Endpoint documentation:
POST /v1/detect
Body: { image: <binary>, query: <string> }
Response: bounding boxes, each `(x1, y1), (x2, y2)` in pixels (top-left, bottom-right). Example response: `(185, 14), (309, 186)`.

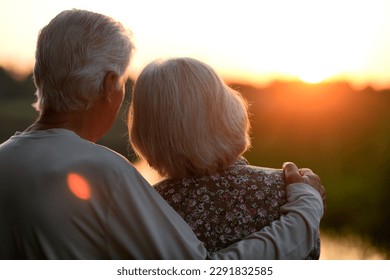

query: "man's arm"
(208, 162), (325, 259)
(208, 183), (323, 259)
(107, 161), (324, 259)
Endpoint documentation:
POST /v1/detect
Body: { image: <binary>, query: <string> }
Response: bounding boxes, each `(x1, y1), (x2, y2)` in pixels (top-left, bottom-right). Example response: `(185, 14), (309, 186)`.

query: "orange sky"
(1, 0), (390, 89)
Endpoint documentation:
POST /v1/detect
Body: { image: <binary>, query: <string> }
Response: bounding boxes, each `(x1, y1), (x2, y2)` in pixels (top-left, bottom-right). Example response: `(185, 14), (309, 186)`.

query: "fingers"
(301, 170), (322, 189)
(283, 162), (327, 212)
(283, 162), (304, 185)
(299, 168), (313, 176)
(299, 168), (322, 187)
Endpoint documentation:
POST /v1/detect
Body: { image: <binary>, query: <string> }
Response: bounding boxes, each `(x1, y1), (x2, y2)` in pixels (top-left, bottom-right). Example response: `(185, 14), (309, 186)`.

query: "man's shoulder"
(92, 143), (129, 163)
(51, 131), (135, 174)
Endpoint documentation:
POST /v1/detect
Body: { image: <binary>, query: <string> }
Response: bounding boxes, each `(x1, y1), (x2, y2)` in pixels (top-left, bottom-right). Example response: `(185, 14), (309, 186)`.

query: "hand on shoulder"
(283, 162), (326, 212)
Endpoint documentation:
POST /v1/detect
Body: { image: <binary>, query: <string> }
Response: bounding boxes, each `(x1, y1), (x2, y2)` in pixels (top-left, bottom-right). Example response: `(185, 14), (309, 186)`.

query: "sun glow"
(293, 56), (341, 85)
(0, 0), (389, 88)
(297, 74), (326, 84)
(210, 0), (385, 87)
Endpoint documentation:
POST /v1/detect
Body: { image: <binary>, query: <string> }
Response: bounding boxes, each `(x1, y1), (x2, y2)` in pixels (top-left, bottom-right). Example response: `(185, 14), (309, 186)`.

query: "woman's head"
(33, 9), (134, 113)
(129, 57), (251, 178)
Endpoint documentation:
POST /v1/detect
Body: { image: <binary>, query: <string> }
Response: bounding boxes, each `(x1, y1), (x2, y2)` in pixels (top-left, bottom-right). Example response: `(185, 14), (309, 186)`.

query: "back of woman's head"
(33, 9), (134, 113)
(129, 57), (251, 178)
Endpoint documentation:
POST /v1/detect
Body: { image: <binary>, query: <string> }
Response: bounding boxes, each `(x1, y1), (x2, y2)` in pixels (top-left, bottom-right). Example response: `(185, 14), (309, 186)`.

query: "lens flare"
(67, 173), (91, 200)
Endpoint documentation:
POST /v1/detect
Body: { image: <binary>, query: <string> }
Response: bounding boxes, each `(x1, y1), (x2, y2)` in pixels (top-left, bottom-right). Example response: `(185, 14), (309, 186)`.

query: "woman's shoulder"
(155, 158), (286, 189)
(153, 177), (183, 192)
(230, 157), (285, 179)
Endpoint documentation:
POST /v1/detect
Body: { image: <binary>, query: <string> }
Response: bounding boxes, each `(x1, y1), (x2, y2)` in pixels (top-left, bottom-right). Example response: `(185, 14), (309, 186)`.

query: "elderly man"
(0, 9), (325, 259)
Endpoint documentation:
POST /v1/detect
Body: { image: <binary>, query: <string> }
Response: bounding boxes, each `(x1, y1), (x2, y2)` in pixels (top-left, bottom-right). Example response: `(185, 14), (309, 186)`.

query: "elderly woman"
(0, 10), (324, 259)
(129, 57), (324, 258)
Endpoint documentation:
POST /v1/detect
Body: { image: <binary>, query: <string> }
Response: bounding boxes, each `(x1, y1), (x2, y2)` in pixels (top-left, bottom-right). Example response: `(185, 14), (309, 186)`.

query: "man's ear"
(103, 72), (119, 95)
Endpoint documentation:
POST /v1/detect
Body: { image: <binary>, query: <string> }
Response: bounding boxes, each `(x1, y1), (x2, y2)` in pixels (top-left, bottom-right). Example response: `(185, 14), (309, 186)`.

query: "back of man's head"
(33, 9), (134, 113)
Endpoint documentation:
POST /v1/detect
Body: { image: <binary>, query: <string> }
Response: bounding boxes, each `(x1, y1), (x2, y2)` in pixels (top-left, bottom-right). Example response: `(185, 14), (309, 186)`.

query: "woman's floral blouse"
(154, 157), (320, 259)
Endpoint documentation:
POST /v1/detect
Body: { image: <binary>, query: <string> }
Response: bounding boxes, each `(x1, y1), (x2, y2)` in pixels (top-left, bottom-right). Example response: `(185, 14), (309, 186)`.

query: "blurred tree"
(0, 68), (36, 141)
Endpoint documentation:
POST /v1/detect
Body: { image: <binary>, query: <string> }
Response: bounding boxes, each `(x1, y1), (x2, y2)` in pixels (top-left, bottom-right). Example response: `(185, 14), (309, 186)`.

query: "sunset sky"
(1, 0), (390, 89)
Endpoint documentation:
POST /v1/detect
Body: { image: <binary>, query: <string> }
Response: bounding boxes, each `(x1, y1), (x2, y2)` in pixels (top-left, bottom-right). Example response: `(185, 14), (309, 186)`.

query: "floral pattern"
(154, 157), (320, 259)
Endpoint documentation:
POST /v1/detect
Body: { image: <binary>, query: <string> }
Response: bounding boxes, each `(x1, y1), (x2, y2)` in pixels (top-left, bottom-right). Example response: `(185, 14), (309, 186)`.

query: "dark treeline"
(1, 67), (389, 258)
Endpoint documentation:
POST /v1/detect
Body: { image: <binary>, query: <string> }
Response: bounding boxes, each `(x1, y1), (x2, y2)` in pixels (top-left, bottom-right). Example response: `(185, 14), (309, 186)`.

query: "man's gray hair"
(33, 9), (134, 112)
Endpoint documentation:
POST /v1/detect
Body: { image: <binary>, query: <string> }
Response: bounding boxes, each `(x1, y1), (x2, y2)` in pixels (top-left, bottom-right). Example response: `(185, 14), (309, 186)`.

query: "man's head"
(33, 9), (134, 114)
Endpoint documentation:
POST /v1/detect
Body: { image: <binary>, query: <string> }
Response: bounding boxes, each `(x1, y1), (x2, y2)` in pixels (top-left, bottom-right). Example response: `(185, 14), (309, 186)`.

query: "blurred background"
(1, 0), (389, 259)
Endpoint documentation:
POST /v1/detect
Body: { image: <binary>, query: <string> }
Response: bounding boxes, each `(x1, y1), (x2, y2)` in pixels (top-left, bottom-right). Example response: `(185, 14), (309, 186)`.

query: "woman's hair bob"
(129, 57), (251, 178)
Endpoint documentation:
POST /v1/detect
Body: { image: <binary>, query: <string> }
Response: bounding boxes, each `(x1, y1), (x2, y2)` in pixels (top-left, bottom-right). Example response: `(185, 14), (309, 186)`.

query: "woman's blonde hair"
(129, 57), (251, 178)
